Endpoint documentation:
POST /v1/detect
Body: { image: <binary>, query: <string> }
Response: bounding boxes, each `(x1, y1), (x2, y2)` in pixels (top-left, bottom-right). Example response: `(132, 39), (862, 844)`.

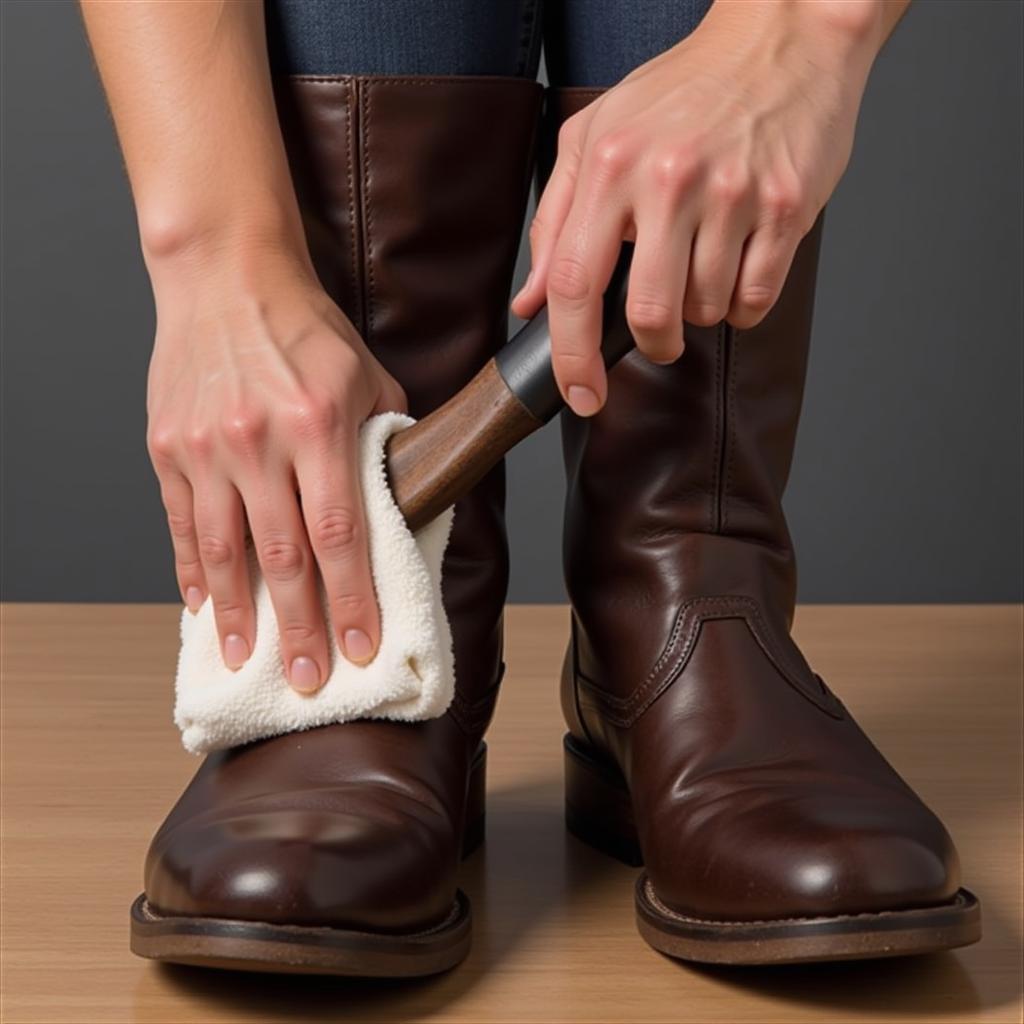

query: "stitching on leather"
(642, 878), (969, 927)
(360, 83), (377, 340)
(341, 82), (362, 334)
(723, 326), (739, 533)
(139, 894), (464, 939)
(579, 596), (732, 715)
(291, 75), (543, 90)
(559, 87), (605, 102)
(711, 323), (725, 533)
(577, 596), (844, 726)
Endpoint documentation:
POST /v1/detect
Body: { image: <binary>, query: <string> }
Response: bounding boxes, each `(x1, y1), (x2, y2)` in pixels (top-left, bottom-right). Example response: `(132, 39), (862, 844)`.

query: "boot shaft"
(274, 75), (543, 728)
(538, 88), (823, 702)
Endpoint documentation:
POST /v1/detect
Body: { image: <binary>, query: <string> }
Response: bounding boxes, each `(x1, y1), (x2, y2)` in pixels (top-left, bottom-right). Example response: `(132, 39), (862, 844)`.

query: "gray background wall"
(2, 0), (1021, 604)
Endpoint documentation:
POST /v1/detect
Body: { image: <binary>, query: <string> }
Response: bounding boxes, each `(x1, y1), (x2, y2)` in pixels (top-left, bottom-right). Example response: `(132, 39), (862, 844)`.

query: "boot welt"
(130, 745), (487, 977)
(128, 889), (472, 977)
(564, 734), (982, 965)
(635, 879), (980, 965)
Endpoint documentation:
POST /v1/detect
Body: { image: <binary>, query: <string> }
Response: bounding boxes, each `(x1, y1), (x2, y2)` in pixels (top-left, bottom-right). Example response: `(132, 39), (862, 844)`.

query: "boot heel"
(563, 734), (643, 867)
(461, 743), (487, 857)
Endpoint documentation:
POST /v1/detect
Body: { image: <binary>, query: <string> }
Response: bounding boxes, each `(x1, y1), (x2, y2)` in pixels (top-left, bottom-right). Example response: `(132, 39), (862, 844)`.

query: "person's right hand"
(145, 244), (405, 694)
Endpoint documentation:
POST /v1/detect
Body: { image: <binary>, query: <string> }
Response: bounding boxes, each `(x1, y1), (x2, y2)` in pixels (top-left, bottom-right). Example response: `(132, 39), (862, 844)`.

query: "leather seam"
(724, 325), (739, 533)
(552, 87), (605, 102)
(576, 596), (844, 726)
(711, 322), (725, 533)
(570, 616), (599, 750)
(359, 82), (377, 341)
(642, 878), (970, 927)
(578, 596), (732, 718)
(290, 74), (543, 90)
(342, 81), (363, 336)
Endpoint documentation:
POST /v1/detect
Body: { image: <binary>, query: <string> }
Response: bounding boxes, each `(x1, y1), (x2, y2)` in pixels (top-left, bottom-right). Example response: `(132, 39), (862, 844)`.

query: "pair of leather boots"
(130, 75), (979, 975)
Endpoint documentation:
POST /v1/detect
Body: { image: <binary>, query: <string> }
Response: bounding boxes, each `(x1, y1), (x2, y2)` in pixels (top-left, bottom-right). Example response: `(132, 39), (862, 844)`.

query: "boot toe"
(648, 790), (961, 922)
(144, 793), (457, 933)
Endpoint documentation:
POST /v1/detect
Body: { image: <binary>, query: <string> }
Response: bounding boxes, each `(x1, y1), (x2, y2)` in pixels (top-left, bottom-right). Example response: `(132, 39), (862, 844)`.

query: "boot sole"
(564, 734), (982, 965)
(130, 746), (486, 977)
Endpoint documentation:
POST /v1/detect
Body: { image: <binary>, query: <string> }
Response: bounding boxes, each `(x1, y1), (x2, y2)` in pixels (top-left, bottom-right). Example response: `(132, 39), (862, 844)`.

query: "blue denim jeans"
(266, 0), (715, 86)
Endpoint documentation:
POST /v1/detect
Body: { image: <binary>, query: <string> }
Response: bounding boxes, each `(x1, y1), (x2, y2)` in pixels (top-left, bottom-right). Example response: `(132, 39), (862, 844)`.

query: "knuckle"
(736, 283), (777, 322)
(183, 425), (213, 460)
(685, 299), (728, 327)
(590, 132), (631, 179)
(146, 424), (177, 463)
(312, 506), (359, 555)
(259, 536), (305, 581)
(760, 176), (804, 223)
(331, 592), (367, 619)
(280, 621), (318, 646)
(220, 407), (269, 452)
(287, 391), (338, 439)
(175, 554), (203, 575)
(166, 510), (195, 542)
(198, 534), (233, 567)
(651, 147), (701, 193)
(528, 217), (547, 246)
(548, 254), (591, 303)
(554, 346), (593, 369)
(627, 297), (676, 334)
(211, 599), (246, 622)
(708, 164), (751, 206)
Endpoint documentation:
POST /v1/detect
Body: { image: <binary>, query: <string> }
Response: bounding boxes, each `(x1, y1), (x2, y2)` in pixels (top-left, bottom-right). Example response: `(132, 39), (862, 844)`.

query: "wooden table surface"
(2, 603), (1021, 1024)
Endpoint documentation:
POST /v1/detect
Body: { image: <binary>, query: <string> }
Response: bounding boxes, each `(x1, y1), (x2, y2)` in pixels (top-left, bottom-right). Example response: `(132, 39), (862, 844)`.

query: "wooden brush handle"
(387, 247), (634, 532)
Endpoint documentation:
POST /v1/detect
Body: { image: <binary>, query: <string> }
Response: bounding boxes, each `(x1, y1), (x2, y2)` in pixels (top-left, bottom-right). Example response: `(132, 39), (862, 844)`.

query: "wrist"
(140, 200), (306, 261)
(143, 215), (321, 319)
(698, 0), (890, 72)
(141, 205), (314, 291)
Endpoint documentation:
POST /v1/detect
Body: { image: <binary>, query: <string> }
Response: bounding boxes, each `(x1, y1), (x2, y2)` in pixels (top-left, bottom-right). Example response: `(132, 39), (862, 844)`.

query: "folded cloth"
(173, 412), (455, 755)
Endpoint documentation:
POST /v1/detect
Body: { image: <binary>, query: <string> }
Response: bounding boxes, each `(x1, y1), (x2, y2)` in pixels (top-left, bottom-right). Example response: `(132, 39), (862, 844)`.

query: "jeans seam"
(515, 0), (543, 79)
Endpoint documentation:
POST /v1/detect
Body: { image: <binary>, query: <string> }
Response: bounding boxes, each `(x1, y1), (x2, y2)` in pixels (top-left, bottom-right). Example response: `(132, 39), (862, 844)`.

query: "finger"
(243, 465), (331, 695)
(626, 202), (696, 364)
(511, 108), (594, 319)
(192, 476), (256, 672)
(160, 471), (207, 613)
(295, 430), (380, 669)
(727, 224), (800, 329)
(683, 198), (753, 328)
(546, 154), (631, 416)
(371, 369), (408, 416)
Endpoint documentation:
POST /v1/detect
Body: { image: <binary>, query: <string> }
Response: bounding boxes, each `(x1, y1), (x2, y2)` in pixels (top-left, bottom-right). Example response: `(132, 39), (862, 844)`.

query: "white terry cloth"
(173, 412), (455, 755)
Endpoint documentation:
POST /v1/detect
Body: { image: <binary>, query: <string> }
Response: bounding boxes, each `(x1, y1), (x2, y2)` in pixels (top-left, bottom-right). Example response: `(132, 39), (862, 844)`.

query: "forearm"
(694, 1), (912, 86)
(79, 0), (306, 271)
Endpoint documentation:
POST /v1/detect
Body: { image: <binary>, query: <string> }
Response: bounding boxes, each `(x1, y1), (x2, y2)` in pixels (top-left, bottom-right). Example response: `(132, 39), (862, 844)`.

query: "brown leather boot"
(545, 88), (981, 965)
(130, 75), (542, 977)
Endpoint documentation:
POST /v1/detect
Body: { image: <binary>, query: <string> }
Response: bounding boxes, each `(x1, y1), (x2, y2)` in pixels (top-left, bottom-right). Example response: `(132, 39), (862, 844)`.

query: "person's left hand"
(511, 0), (889, 416)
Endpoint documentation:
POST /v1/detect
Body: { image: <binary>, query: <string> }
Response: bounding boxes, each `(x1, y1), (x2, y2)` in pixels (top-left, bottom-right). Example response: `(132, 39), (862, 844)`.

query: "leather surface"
(547, 88), (963, 922)
(144, 75), (543, 932)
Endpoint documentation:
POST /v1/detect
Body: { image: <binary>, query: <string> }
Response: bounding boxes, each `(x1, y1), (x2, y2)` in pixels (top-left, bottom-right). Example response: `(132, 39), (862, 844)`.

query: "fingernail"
(185, 586), (204, 614)
(343, 628), (374, 665)
(223, 633), (250, 671)
(567, 385), (601, 417)
(289, 656), (322, 694)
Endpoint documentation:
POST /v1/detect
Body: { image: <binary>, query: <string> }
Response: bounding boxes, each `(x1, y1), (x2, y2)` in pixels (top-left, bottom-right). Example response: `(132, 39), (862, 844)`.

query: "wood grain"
(386, 360), (541, 533)
(1, 603), (1021, 1023)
